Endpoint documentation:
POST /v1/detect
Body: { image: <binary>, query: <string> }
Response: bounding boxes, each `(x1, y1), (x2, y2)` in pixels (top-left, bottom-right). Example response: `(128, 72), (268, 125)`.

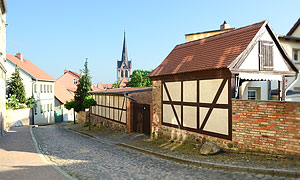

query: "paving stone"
(33, 125), (296, 180)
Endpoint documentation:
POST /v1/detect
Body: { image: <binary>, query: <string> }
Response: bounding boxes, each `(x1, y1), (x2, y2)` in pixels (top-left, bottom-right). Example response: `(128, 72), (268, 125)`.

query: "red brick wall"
(128, 91), (152, 104)
(232, 99), (300, 155)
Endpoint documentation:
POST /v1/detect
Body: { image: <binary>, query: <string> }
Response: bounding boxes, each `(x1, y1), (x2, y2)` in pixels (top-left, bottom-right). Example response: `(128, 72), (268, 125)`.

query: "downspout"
(285, 72), (300, 98)
(124, 93), (136, 102)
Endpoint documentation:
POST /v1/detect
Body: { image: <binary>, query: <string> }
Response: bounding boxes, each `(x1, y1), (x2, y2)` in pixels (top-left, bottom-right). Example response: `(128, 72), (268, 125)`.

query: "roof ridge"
(176, 20), (266, 49)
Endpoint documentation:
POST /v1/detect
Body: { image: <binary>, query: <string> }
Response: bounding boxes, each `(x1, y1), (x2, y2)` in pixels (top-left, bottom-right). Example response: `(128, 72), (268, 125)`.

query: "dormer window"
(259, 41), (274, 71)
(73, 79), (77, 84)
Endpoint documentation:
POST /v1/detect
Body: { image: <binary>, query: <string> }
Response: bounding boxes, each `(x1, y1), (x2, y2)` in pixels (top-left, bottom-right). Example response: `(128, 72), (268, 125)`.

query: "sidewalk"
(69, 124), (300, 178)
(0, 126), (70, 180)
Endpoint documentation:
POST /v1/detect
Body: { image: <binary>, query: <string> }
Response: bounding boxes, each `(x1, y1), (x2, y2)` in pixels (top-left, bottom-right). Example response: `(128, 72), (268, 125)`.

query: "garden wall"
(6, 108), (32, 127)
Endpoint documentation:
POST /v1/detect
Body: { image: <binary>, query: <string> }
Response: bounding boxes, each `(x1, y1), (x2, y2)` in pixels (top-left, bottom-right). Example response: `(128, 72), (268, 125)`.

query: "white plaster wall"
(0, 10), (7, 131)
(240, 81), (269, 100)
(239, 29), (290, 72)
(6, 108), (32, 127)
(33, 80), (55, 125)
(5, 61), (33, 98)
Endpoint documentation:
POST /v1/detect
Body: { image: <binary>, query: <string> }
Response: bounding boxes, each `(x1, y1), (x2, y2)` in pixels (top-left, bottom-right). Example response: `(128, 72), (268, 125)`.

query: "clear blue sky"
(6, 0), (300, 84)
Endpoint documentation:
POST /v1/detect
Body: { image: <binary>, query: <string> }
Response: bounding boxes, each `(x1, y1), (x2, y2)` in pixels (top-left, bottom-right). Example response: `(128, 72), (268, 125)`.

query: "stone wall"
(128, 91), (152, 104)
(151, 80), (300, 155)
(77, 111), (88, 124)
(90, 114), (126, 132)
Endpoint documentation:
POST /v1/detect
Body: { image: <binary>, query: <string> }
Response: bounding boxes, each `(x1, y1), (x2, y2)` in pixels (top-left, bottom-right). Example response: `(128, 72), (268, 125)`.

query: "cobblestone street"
(33, 125), (294, 180)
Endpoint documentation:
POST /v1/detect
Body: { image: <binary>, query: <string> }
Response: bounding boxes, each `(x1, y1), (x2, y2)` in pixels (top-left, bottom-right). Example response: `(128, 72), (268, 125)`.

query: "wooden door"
(133, 103), (151, 135)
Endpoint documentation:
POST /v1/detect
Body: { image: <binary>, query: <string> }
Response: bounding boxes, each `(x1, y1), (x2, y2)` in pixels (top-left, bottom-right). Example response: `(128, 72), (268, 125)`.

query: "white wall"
(238, 28), (295, 101)
(239, 29), (290, 72)
(33, 80), (55, 125)
(5, 60), (33, 98)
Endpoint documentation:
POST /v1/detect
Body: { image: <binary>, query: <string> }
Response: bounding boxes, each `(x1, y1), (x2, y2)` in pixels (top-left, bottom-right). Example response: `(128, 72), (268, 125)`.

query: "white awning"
(239, 73), (282, 81)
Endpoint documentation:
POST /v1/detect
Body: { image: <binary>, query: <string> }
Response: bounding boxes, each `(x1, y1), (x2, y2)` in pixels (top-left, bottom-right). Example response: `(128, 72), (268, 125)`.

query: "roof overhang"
(239, 72), (283, 81)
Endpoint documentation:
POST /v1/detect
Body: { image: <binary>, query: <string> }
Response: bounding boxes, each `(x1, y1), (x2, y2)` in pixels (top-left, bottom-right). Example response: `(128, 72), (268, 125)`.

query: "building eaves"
(278, 35), (300, 41)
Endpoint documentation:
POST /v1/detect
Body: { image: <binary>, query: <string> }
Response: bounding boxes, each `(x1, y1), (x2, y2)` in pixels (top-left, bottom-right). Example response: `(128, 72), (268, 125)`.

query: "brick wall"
(232, 99), (300, 155)
(128, 91), (152, 104)
(151, 80), (300, 155)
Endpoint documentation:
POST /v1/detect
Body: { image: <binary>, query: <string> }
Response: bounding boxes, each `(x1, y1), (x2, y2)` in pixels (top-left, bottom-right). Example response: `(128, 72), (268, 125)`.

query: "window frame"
(248, 88), (257, 100)
(292, 49), (299, 63)
(259, 41), (274, 71)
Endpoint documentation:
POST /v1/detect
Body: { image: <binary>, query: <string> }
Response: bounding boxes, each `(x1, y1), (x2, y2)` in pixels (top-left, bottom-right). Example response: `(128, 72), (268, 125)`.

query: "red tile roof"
(90, 87), (152, 94)
(54, 81), (74, 104)
(149, 21), (265, 77)
(287, 18), (300, 36)
(7, 54), (55, 81)
(97, 82), (104, 89)
(64, 70), (80, 78)
(120, 78), (129, 88)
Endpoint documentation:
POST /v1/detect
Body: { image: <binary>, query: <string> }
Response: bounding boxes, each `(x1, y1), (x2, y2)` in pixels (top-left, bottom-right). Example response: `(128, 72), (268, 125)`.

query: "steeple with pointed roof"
(117, 31), (132, 81)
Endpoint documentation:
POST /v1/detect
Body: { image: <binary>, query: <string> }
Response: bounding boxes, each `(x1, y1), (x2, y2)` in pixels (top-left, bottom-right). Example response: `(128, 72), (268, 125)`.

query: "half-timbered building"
(149, 21), (298, 140)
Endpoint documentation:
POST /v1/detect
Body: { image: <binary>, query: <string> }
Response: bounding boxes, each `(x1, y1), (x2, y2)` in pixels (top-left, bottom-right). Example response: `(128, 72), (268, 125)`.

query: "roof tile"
(149, 21), (265, 77)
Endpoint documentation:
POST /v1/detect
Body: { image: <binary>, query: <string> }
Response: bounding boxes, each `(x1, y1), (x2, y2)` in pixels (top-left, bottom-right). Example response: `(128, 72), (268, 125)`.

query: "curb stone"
(67, 126), (299, 178)
(30, 126), (76, 180)
(117, 143), (299, 178)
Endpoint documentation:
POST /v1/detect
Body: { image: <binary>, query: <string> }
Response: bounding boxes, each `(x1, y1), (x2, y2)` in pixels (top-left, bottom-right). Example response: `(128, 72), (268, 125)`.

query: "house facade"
(149, 21), (297, 141)
(55, 69), (100, 122)
(278, 18), (300, 101)
(6, 53), (55, 125)
(0, 0), (6, 132)
(117, 32), (132, 81)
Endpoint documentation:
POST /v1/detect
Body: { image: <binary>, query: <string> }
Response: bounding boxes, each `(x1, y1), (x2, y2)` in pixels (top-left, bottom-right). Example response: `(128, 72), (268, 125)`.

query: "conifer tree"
(8, 66), (26, 104)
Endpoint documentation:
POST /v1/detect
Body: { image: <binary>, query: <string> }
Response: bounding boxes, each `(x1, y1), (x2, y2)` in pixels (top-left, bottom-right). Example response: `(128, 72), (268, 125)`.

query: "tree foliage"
(64, 59), (94, 112)
(112, 80), (121, 88)
(126, 69), (152, 87)
(7, 66), (26, 104)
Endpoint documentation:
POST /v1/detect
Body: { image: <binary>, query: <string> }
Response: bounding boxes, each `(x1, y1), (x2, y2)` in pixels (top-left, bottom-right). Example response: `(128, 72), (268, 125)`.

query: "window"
(50, 103), (53, 111)
(40, 105), (43, 113)
(47, 104), (49, 112)
(293, 49), (299, 63)
(248, 88), (257, 100)
(44, 85), (46, 93)
(47, 85), (49, 93)
(125, 70), (128, 78)
(35, 106), (37, 115)
(50, 85), (52, 93)
(34, 84), (37, 93)
(259, 41), (273, 71)
(73, 79), (77, 84)
(40, 84), (43, 93)
(121, 70), (124, 77)
(44, 104), (46, 112)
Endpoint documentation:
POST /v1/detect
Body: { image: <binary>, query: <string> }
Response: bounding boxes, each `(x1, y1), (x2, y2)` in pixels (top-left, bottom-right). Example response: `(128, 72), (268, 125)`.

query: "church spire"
(121, 30), (129, 68)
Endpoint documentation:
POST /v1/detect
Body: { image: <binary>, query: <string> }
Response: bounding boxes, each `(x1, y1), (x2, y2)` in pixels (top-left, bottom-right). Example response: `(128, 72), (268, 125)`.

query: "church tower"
(117, 31), (132, 81)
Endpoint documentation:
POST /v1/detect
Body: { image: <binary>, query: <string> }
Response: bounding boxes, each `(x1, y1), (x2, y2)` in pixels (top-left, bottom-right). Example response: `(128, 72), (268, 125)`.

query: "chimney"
(220, 21), (230, 30)
(16, 53), (24, 61)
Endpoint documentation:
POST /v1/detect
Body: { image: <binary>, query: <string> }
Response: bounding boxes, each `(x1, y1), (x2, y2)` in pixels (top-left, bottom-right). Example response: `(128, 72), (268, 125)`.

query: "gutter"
(124, 93), (136, 102)
(285, 72), (299, 97)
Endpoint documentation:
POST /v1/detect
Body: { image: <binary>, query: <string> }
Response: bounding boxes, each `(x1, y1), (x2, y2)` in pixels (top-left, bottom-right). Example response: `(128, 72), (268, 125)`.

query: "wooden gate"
(133, 103), (150, 135)
(55, 109), (63, 122)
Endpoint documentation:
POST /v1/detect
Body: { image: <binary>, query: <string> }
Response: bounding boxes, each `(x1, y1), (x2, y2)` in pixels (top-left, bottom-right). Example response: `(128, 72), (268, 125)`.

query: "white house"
(6, 53), (55, 125)
(0, 0), (7, 132)
(278, 18), (300, 101)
